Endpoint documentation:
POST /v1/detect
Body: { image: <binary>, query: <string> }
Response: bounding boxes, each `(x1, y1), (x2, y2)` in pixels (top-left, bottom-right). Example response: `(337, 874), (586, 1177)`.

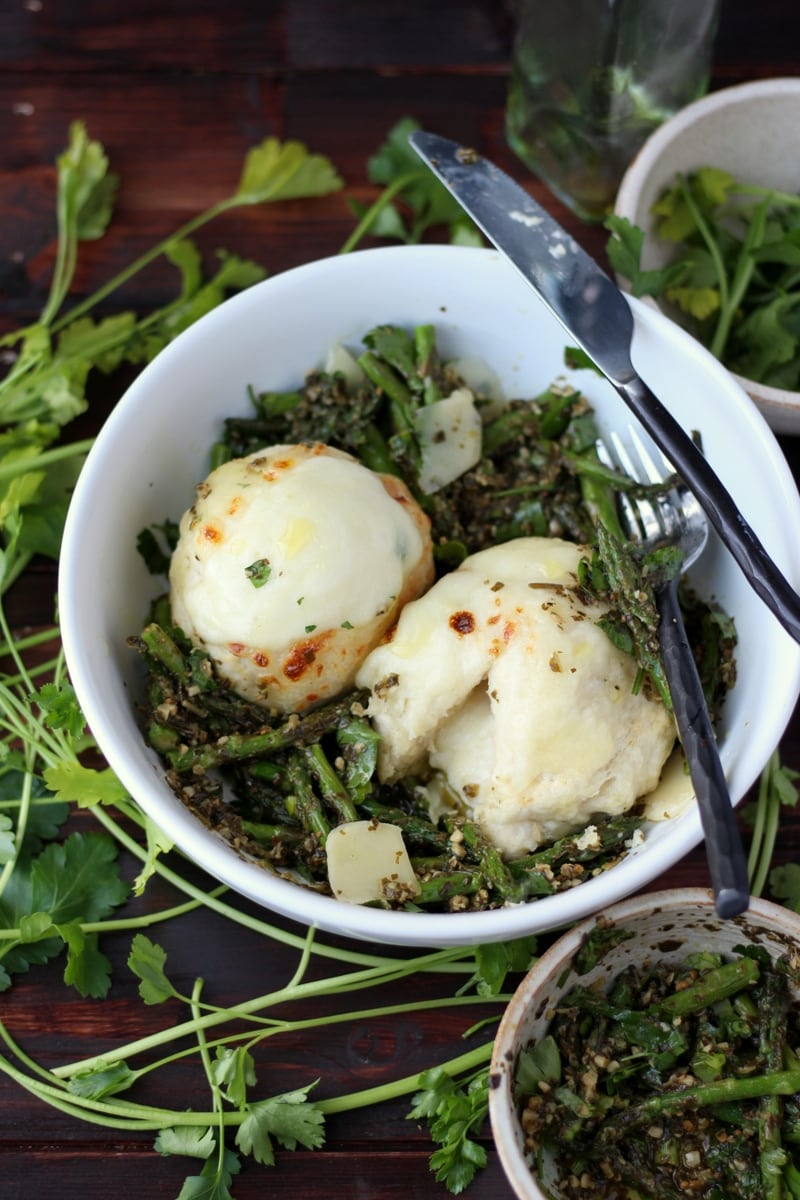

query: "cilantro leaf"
(245, 557), (271, 588)
(608, 168), (800, 384)
(409, 1067), (489, 1194)
(36, 681), (87, 741)
(232, 137), (343, 205)
(470, 936), (537, 997)
(42, 121), (118, 326)
(212, 1046), (257, 1110)
(364, 117), (482, 245)
(127, 933), (179, 1004)
(155, 1125), (216, 1159)
(60, 922), (114, 998)
(604, 214), (682, 296)
(43, 760), (128, 808)
(652, 167), (735, 241)
(515, 1034), (562, 1094)
(235, 1084), (325, 1166)
(68, 1059), (137, 1100)
(0, 768), (69, 854)
(769, 863), (800, 911)
(56, 312), (138, 374)
(136, 518), (179, 575)
(132, 816), (173, 896)
(175, 1146), (241, 1200)
(0, 831), (128, 991)
(0, 814), (14, 863)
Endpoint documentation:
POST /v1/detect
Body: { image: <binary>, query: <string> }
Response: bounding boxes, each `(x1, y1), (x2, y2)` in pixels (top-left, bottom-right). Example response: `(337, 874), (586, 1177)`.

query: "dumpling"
(356, 537), (675, 857)
(170, 443), (434, 713)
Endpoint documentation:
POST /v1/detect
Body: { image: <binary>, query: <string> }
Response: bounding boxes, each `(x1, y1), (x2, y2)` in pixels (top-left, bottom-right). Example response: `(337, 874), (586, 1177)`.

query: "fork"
(599, 428), (750, 920)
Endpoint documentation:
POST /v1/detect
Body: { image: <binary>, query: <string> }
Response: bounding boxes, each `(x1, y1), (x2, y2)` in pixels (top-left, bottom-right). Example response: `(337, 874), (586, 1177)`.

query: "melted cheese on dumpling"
(356, 537), (675, 858)
(169, 443), (434, 713)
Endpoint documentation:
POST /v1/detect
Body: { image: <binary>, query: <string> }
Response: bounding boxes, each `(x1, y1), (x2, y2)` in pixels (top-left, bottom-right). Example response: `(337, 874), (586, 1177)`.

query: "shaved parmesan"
(324, 342), (366, 387)
(415, 387), (482, 494)
(325, 820), (420, 905)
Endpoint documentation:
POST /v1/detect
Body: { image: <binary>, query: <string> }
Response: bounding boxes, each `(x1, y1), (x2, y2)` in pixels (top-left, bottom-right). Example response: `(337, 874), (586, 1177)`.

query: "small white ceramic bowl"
(490, 888), (800, 1199)
(615, 77), (800, 435)
(58, 245), (800, 947)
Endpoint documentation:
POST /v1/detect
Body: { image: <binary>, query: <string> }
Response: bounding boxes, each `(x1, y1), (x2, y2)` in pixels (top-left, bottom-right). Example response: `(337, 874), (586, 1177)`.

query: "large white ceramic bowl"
(58, 244), (800, 947)
(490, 888), (800, 1199)
(615, 77), (800, 435)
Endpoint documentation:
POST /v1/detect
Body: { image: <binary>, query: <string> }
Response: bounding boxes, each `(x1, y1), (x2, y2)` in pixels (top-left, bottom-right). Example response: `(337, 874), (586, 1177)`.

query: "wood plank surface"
(1, 3), (799, 1197)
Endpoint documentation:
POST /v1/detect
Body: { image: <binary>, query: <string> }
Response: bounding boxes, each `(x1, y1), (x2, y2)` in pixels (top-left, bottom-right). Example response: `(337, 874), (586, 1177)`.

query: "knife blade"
(409, 129), (800, 644)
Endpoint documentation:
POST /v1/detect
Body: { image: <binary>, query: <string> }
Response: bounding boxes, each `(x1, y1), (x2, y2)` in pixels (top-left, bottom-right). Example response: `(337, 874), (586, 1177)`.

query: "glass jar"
(505, 0), (722, 221)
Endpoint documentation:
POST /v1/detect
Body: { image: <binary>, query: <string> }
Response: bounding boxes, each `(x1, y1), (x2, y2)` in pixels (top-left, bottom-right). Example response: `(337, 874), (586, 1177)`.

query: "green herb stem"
(49, 199), (233, 333)
(711, 193), (772, 361)
(317, 1041), (494, 1115)
(677, 173), (731, 347)
(749, 751), (783, 896)
(338, 170), (421, 254)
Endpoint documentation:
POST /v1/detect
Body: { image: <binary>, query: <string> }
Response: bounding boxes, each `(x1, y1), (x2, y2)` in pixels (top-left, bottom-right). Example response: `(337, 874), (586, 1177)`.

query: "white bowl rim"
(58, 243), (800, 947)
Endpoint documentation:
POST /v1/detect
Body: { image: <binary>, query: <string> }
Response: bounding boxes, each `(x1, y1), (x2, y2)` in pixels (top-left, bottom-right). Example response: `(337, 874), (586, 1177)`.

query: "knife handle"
(622, 375), (800, 645)
(658, 581), (749, 920)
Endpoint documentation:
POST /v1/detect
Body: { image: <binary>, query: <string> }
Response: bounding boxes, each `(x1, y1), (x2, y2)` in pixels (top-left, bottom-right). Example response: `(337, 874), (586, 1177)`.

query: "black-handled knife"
(409, 129), (800, 644)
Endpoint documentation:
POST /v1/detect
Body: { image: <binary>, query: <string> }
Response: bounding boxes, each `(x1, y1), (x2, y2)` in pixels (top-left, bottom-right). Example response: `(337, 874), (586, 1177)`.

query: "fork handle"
(658, 582), (750, 920)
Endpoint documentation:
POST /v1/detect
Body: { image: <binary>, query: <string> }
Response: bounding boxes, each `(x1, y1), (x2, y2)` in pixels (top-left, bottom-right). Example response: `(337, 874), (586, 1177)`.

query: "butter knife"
(409, 129), (800, 644)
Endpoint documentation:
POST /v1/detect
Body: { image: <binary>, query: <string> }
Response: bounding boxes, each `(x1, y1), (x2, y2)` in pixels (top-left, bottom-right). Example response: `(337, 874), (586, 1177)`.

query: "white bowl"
(489, 888), (800, 1199)
(58, 244), (800, 947)
(615, 77), (800, 435)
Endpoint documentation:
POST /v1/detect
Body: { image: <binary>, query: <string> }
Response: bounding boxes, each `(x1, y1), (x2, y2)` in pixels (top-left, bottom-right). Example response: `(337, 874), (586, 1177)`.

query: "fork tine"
(626, 424), (675, 487)
(597, 430), (666, 544)
(626, 424), (707, 559)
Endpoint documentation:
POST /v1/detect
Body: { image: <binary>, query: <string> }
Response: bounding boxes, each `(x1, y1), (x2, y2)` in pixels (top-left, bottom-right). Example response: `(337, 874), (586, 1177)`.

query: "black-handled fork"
(598, 428), (750, 920)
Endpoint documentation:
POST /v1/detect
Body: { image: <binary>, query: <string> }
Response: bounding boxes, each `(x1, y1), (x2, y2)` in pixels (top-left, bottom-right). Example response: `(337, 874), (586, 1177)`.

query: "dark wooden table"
(1, 3), (799, 1197)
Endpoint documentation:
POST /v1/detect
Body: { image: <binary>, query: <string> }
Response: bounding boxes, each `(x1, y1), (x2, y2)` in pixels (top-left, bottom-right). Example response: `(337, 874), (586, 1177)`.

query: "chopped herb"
(245, 558), (272, 588)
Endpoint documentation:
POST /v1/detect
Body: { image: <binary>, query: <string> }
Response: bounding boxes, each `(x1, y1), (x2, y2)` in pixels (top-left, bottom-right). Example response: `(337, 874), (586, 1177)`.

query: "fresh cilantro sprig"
(606, 167), (800, 388)
(408, 1065), (490, 1194)
(0, 124), (344, 596)
(340, 116), (483, 252)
